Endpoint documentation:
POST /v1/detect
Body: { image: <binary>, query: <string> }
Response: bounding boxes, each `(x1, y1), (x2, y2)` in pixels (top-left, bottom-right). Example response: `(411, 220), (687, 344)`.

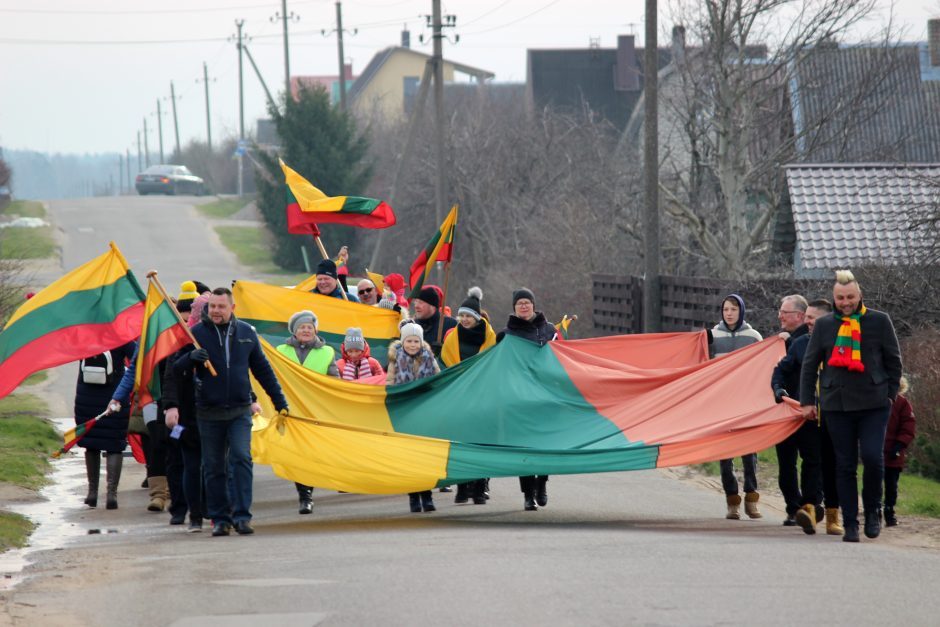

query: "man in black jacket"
(771, 298), (830, 534)
(799, 271), (902, 542)
(413, 285), (456, 357)
(173, 287), (288, 537)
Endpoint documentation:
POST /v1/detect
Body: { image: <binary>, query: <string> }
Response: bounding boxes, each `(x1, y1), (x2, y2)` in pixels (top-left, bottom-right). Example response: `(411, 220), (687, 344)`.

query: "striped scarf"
(828, 304), (866, 372)
(342, 358), (373, 381)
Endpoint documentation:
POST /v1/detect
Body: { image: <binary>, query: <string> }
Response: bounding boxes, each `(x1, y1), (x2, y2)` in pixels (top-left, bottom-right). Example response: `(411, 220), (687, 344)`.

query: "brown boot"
(726, 494), (742, 520)
(744, 492), (762, 519)
(147, 476), (168, 512)
(795, 503), (817, 535)
(825, 508), (844, 535)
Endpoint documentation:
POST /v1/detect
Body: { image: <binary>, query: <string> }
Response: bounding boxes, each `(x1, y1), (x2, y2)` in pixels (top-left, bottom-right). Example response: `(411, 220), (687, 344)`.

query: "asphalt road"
(3, 195), (940, 626)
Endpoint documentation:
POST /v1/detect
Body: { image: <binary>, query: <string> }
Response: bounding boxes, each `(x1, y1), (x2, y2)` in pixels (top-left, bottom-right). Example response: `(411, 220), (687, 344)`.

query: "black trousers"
(519, 476), (548, 493)
(825, 407), (890, 526)
(820, 415), (839, 509)
(145, 421), (169, 477)
(167, 439), (187, 517)
(720, 454), (757, 496)
(884, 466), (902, 509)
(776, 420), (823, 515)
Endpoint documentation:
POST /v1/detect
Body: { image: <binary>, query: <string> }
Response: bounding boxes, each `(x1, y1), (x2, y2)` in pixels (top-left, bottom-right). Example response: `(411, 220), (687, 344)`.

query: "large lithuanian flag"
(281, 160), (395, 232)
(0, 243), (145, 398)
(251, 333), (803, 494)
(409, 204), (457, 299)
(133, 281), (192, 407)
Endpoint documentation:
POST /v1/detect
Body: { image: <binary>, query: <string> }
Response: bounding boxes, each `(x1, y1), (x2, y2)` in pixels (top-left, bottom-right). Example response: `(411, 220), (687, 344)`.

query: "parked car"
(135, 165), (205, 196)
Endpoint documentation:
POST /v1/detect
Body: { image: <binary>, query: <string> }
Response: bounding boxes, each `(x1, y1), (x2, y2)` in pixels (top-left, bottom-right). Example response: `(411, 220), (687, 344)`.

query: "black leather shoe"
(864, 510), (881, 539)
(234, 521), (254, 535)
(169, 513), (186, 525)
(524, 497), (538, 511)
(536, 488), (548, 508)
(421, 493), (436, 512)
(299, 499), (313, 515)
(843, 525), (860, 543)
(782, 515), (797, 527)
(409, 494), (422, 513)
(212, 522), (231, 537)
(815, 505), (825, 523)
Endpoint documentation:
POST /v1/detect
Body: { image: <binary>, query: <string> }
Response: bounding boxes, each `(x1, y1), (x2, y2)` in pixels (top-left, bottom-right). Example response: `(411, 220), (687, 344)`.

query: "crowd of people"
(69, 263), (915, 544)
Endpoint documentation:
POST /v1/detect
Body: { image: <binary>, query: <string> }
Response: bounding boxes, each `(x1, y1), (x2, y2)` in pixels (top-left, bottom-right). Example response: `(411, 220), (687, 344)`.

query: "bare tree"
(626, 0), (908, 278)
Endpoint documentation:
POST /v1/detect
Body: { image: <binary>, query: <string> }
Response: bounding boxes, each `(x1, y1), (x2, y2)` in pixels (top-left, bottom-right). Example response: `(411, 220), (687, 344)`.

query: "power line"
(0, 1), (326, 16)
(461, 0), (564, 36)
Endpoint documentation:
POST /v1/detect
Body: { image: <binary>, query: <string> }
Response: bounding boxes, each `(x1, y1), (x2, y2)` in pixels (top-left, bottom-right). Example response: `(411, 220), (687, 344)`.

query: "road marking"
(169, 612), (329, 627)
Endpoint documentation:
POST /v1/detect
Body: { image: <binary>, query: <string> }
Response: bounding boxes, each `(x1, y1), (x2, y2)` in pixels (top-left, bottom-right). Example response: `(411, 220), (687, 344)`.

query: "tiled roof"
(785, 164), (940, 271)
(793, 45), (940, 162)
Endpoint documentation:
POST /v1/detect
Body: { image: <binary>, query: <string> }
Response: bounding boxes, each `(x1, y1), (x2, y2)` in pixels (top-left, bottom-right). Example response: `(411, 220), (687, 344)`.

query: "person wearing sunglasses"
(356, 279), (379, 306)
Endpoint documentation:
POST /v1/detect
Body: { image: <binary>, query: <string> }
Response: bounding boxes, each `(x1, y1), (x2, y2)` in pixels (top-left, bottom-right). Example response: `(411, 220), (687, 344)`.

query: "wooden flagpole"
(146, 271), (217, 376)
(436, 260), (452, 345)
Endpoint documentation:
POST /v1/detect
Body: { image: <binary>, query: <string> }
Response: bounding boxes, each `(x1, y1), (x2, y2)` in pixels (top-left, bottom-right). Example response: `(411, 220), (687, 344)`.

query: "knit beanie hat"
(177, 281), (199, 312)
(316, 258), (338, 279)
(378, 291), (398, 310)
(458, 286), (483, 321)
(192, 280), (211, 295)
(288, 309), (318, 335)
(416, 285), (440, 309)
(512, 288), (535, 307)
(400, 322), (423, 341)
(189, 293), (210, 328)
(344, 327), (366, 351)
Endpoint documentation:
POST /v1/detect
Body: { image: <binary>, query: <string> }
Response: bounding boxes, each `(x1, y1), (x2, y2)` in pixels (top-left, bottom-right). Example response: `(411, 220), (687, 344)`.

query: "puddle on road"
(0, 418), (97, 590)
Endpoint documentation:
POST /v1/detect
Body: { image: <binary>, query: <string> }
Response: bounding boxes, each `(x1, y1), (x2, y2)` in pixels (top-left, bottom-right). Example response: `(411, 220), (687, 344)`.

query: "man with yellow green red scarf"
(799, 270), (902, 543)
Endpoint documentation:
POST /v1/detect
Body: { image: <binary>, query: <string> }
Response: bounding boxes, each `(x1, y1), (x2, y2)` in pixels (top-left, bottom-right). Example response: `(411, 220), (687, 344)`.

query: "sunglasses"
(359, 287), (374, 294)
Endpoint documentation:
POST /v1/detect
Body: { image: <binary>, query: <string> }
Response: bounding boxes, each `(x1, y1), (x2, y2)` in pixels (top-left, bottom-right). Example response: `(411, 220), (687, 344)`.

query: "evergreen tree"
(255, 84), (372, 270)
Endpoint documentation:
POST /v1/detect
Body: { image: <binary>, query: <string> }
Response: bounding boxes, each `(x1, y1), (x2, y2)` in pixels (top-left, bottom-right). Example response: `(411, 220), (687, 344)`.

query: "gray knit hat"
(344, 327), (366, 351)
(288, 309), (317, 335)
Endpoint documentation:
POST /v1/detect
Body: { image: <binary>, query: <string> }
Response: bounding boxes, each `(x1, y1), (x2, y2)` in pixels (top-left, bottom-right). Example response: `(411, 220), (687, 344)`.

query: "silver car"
(135, 165), (205, 196)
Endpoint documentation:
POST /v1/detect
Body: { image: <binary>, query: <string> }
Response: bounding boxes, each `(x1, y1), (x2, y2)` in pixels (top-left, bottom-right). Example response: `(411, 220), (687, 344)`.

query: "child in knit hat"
(336, 327), (384, 381)
(385, 320), (440, 513)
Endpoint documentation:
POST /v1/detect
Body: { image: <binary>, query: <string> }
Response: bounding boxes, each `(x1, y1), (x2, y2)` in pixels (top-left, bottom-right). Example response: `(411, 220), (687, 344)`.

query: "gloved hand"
(774, 388), (789, 404)
(189, 348), (209, 364)
(892, 442), (903, 458)
(279, 407), (290, 416)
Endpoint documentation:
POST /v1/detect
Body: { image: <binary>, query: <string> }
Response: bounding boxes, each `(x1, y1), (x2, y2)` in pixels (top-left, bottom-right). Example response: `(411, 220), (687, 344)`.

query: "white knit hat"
(399, 322), (423, 341)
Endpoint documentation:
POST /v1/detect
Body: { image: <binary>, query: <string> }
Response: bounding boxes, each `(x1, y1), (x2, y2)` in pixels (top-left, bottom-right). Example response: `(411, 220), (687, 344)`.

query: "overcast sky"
(0, 0), (936, 156)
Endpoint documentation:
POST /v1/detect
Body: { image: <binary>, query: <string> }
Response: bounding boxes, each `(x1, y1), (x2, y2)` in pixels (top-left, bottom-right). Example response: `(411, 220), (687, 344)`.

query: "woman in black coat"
(496, 288), (558, 511)
(74, 341), (136, 510)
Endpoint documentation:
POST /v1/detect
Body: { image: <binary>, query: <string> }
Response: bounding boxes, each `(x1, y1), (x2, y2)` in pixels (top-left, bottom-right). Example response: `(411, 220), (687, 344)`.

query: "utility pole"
(197, 62), (214, 152)
(642, 0), (661, 332)
(235, 19), (246, 196)
(156, 99), (165, 163)
(169, 81), (181, 161)
(118, 156), (124, 195)
(271, 1), (298, 97)
(143, 117), (151, 167)
(126, 148), (132, 190)
(136, 131), (142, 171)
(426, 0), (456, 226)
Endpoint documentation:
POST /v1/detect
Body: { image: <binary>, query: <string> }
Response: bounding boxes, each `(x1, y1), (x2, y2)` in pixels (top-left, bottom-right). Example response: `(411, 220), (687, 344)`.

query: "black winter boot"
(524, 489), (538, 511)
(471, 480), (487, 505)
(843, 523), (860, 543)
(454, 483), (470, 504)
(105, 453), (123, 510)
(420, 491), (436, 512)
(408, 493), (422, 513)
(535, 476), (548, 507)
(84, 449), (100, 508)
(884, 507), (898, 527)
(295, 483), (314, 515)
(864, 509), (882, 539)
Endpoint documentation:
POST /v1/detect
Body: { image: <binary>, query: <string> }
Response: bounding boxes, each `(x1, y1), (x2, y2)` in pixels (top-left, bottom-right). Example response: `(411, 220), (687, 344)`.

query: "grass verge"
(1, 200), (46, 218)
(0, 511), (35, 552)
(0, 226), (56, 259)
(0, 393), (58, 489)
(214, 225), (309, 283)
(197, 196), (253, 219)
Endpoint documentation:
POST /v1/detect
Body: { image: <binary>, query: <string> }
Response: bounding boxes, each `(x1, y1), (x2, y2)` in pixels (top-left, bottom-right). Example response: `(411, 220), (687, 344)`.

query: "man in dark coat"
(771, 297), (828, 534)
(413, 285), (456, 357)
(172, 287), (288, 537)
(310, 258), (359, 302)
(799, 270), (902, 542)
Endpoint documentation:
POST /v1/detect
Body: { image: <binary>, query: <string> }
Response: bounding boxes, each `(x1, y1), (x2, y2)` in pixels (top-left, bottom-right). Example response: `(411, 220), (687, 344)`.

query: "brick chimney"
(930, 18), (940, 66)
(614, 35), (640, 91)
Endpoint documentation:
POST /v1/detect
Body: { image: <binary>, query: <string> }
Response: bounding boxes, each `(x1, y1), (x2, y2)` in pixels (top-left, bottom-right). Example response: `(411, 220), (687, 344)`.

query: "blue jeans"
(825, 407), (890, 527)
(720, 454), (758, 496)
(199, 412), (253, 524)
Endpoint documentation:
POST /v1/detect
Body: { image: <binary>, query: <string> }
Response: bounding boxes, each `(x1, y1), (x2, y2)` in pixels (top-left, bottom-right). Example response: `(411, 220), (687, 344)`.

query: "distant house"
(785, 164), (939, 277)
(291, 63), (357, 106)
(349, 47), (494, 122)
(527, 35), (671, 131)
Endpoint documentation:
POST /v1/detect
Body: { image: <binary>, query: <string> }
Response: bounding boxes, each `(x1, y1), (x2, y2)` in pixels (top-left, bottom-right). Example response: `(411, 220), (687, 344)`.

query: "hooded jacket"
(336, 341), (384, 380)
(710, 294), (763, 357)
(385, 339), (440, 384)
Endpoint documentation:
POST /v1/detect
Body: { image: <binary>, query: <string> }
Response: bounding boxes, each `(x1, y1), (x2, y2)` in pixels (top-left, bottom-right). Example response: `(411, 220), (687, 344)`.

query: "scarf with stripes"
(342, 358), (374, 381)
(828, 304), (866, 372)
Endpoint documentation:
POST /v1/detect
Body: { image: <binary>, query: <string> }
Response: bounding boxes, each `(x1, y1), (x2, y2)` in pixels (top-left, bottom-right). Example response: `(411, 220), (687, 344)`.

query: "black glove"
(773, 388), (789, 404)
(189, 348), (210, 364)
(278, 406), (290, 416)
(892, 442), (903, 458)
